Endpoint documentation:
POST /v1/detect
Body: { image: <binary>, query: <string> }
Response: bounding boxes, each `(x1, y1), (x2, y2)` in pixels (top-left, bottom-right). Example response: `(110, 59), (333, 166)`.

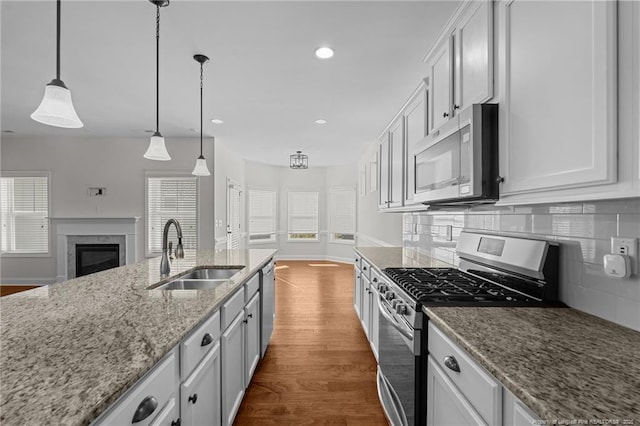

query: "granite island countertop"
(0, 249), (276, 426)
(425, 307), (640, 421)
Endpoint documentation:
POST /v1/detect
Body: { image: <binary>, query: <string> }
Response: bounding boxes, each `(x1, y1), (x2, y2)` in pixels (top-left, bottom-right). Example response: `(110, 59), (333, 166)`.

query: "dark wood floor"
(0, 285), (38, 297)
(234, 260), (387, 425)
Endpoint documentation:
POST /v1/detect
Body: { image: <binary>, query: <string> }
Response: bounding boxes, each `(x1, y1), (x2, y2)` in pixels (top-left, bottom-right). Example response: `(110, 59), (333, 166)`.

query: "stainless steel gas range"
(375, 231), (563, 426)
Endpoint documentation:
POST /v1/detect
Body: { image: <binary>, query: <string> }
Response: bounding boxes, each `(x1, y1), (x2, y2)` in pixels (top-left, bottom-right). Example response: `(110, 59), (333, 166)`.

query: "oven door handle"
(377, 368), (409, 426)
(377, 296), (413, 341)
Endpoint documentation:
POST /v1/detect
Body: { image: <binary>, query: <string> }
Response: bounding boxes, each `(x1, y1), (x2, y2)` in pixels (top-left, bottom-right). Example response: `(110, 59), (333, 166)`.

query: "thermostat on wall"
(88, 187), (107, 197)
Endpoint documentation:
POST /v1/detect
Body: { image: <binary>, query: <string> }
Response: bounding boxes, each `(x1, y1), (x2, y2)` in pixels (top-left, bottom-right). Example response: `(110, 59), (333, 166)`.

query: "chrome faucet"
(160, 218), (185, 277)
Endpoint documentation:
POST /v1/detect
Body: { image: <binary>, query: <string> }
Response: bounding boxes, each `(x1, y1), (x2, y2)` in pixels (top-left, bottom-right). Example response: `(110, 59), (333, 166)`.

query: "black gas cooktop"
(383, 267), (547, 306)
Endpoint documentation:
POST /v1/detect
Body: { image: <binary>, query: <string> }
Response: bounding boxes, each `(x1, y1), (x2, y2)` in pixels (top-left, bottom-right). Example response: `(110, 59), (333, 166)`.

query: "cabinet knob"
(171, 419), (181, 426)
(363, 266), (367, 271)
(201, 333), (213, 347)
(443, 112), (449, 118)
(373, 277), (378, 283)
(188, 393), (198, 404)
(243, 319), (248, 324)
(444, 355), (461, 373)
(131, 396), (158, 423)
(248, 313), (253, 319)
(453, 104), (460, 110)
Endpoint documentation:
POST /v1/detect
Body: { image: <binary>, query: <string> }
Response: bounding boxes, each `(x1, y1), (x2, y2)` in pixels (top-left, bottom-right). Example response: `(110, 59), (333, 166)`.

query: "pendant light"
(31, 0), (83, 128)
(290, 151), (309, 169)
(192, 54), (211, 176)
(144, 0), (171, 161)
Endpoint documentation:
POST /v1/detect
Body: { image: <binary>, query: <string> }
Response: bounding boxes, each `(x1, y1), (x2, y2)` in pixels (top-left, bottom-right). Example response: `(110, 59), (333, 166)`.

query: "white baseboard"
(274, 254), (353, 265)
(355, 232), (396, 247)
(0, 278), (54, 286)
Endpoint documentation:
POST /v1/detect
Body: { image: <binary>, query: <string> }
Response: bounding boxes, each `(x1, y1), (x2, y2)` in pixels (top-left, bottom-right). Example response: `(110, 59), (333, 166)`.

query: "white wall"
(1, 136), (214, 284)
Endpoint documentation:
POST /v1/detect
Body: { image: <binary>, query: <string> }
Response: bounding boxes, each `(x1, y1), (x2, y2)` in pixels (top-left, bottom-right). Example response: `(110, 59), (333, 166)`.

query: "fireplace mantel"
(52, 217), (140, 282)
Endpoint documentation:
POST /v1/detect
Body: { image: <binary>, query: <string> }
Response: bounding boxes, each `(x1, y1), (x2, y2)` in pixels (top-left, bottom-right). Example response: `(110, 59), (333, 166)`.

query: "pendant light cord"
(56, 0), (61, 80)
(200, 62), (204, 156)
(155, 4), (160, 133)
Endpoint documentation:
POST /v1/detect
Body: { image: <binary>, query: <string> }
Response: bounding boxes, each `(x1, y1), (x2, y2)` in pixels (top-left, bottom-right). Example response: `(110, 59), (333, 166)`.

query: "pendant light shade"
(31, 0), (83, 128)
(192, 54), (211, 176)
(144, 0), (171, 161)
(290, 150), (309, 169)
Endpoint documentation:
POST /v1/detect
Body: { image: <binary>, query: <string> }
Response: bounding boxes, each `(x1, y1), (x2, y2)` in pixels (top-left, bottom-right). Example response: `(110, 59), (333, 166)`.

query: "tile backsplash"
(402, 198), (640, 331)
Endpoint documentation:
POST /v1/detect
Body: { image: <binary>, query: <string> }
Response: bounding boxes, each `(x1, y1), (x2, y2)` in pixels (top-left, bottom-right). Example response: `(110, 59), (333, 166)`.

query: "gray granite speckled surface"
(0, 249), (275, 426)
(425, 307), (640, 421)
(355, 246), (453, 270)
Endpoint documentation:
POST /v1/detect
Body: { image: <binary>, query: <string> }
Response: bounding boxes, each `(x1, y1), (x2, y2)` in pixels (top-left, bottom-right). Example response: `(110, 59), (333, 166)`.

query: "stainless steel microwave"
(413, 103), (499, 205)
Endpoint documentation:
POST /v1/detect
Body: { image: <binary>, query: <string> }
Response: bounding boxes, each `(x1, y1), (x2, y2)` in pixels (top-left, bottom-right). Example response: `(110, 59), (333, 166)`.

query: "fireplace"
(75, 244), (120, 277)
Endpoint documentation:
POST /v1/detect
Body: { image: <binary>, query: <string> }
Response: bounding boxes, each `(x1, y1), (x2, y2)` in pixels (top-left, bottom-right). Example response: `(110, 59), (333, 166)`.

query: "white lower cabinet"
(180, 343), (221, 426)
(503, 387), (541, 426)
(221, 311), (245, 426)
(150, 397), (180, 426)
(244, 292), (261, 388)
(354, 265), (362, 319)
(361, 274), (371, 339)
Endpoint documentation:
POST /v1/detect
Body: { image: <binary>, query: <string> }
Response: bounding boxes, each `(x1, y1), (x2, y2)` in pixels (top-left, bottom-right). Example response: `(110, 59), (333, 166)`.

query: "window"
(248, 189), (276, 243)
(146, 176), (197, 255)
(287, 191), (319, 241)
(0, 174), (49, 255)
(329, 187), (356, 243)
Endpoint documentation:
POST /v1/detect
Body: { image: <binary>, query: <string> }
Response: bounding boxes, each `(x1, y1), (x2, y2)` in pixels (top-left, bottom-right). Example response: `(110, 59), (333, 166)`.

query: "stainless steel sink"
(150, 279), (228, 291)
(178, 267), (243, 280)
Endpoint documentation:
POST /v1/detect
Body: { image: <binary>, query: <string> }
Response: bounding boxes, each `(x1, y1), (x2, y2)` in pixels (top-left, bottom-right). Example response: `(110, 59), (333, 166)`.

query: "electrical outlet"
(611, 237), (638, 274)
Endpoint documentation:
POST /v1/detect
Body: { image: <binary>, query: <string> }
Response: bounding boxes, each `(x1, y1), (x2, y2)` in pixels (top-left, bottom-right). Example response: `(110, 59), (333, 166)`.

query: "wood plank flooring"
(234, 260), (387, 425)
(0, 285), (38, 297)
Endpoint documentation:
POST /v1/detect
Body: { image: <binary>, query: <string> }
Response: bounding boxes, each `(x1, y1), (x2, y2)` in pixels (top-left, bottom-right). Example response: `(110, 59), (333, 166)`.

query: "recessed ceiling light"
(211, 119), (224, 124)
(315, 119), (327, 125)
(315, 47), (334, 59)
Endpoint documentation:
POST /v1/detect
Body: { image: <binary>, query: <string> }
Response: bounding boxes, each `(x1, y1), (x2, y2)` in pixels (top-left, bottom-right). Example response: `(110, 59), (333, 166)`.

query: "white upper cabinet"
(378, 134), (391, 209)
(404, 82), (428, 206)
(389, 118), (405, 208)
(498, 0), (618, 196)
(427, 1), (493, 135)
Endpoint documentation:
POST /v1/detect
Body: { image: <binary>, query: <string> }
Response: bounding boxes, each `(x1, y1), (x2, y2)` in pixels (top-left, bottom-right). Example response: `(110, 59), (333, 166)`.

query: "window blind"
(0, 176), (49, 254)
(147, 177), (197, 254)
(329, 187), (356, 242)
(248, 189), (276, 242)
(288, 191), (319, 240)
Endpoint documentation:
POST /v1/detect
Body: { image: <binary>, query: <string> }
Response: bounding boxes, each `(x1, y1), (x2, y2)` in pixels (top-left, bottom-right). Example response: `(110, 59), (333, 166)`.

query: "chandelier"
(290, 151), (308, 169)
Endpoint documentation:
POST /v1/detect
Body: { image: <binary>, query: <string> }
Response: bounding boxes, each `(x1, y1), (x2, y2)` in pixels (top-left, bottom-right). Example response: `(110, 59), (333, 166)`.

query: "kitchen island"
(0, 249), (276, 425)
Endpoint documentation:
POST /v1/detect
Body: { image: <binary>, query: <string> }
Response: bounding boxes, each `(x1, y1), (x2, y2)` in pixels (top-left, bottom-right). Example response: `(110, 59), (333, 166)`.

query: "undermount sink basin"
(147, 267), (245, 290)
(178, 267), (244, 280)
(151, 279), (228, 291)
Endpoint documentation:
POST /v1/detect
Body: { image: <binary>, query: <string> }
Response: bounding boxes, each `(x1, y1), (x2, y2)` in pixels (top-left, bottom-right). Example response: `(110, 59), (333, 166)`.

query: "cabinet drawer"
(149, 397), (179, 426)
(244, 273), (259, 302)
(428, 322), (501, 425)
(95, 349), (179, 426)
(180, 310), (221, 378)
(370, 268), (384, 290)
(360, 259), (371, 280)
(222, 288), (245, 330)
(354, 253), (362, 269)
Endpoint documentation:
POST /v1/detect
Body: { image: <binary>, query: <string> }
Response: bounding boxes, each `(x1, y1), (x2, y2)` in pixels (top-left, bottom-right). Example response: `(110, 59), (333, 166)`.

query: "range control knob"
(378, 285), (388, 293)
(395, 304), (408, 315)
(391, 299), (401, 309)
(385, 291), (395, 301)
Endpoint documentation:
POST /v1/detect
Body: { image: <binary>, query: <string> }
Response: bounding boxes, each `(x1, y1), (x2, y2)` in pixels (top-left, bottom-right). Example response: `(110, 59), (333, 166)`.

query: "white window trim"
(144, 170), (199, 258)
(247, 187), (278, 245)
(328, 186), (356, 246)
(0, 171), (52, 258)
(287, 190), (320, 242)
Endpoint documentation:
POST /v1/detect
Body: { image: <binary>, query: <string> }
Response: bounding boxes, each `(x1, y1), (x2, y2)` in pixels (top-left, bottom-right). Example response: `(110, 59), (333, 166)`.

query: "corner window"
(146, 176), (197, 255)
(329, 187), (356, 244)
(0, 174), (50, 255)
(287, 191), (319, 241)
(248, 189), (277, 243)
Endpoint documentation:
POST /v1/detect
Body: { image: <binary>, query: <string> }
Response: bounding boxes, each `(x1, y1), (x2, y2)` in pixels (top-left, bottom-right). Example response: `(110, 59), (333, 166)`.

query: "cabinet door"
(404, 84), (428, 205)
(499, 0), (617, 194)
(149, 397), (179, 426)
(430, 38), (453, 132)
(244, 292), (261, 388)
(389, 118), (404, 207)
(378, 135), (390, 208)
(180, 343), (221, 426)
(454, 1), (493, 113)
(369, 285), (380, 362)
(221, 312), (245, 426)
(354, 266), (362, 318)
(426, 357), (486, 426)
(361, 275), (371, 338)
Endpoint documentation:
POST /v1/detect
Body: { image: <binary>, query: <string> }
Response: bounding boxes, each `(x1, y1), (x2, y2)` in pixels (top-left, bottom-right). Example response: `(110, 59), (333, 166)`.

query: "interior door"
(226, 180), (242, 250)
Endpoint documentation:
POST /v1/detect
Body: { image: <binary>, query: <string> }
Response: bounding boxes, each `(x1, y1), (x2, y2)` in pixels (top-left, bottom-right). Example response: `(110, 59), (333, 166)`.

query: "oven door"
(377, 296), (420, 426)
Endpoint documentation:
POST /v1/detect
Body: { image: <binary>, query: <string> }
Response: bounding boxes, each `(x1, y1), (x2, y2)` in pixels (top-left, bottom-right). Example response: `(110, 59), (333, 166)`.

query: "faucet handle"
(168, 241), (174, 260)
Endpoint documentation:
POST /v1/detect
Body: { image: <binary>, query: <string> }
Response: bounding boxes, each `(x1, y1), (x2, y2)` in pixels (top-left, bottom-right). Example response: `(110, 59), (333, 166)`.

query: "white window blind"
(147, 177), (197, 254)
(0, 176), (49, 254)
(329, 187), (356, 242)
(248, 189), (276, 243)
(288, 191), (319, 240)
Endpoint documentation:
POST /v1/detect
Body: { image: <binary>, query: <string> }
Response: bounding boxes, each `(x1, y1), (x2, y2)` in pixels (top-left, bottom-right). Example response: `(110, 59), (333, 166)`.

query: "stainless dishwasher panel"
(260, 260), (275, 357)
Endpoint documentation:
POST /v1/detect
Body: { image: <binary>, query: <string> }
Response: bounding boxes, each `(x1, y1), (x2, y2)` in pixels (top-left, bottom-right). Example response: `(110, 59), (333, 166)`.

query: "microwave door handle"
(377, 296), (413, 341)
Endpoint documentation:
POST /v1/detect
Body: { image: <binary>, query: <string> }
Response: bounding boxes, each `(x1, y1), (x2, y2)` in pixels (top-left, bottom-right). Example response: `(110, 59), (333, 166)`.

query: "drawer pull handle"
(171, 419), (181, 426)
(188, 393), (198, 404)
(131, 395), (158, 423)
(373, 277), (378, 283)
(444, 355), (460, 373)
(201, 333), (213, 347)
(363, 266), (367, 271)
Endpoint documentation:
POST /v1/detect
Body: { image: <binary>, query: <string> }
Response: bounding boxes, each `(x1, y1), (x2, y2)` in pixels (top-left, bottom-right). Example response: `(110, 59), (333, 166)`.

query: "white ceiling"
(1, 0), (458, 167)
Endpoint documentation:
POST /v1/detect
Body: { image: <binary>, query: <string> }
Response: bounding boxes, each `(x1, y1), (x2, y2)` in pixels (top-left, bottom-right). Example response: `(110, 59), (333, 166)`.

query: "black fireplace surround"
(75, 244), (120, 277)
